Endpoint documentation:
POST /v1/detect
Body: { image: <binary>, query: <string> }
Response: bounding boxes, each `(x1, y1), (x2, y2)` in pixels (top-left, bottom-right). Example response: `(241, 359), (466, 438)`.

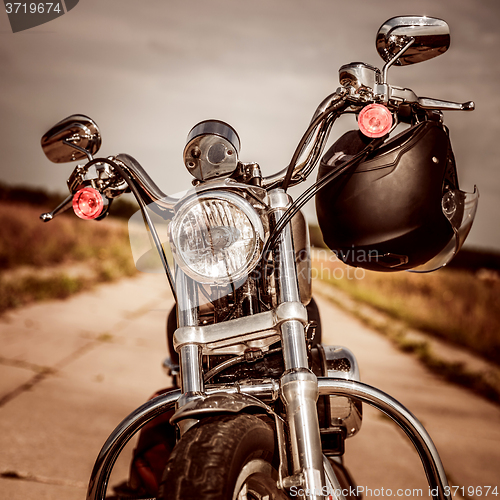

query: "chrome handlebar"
(262, 72), (475, 191)
(40, 154), (180, 222)
(113, 154), (178, 211)
(40, 62), (474, 221)
(262, 90), (348, 189)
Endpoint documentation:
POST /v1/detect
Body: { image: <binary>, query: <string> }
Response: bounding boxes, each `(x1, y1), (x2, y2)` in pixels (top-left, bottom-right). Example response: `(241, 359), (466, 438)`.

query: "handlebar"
(262, 76), (474, 191)
(262, 91), (348, 190)
(40, 154), (180, 222)
(377, 83), (475, 112)
(41, 63), (474, 222)
(114, 154), (178, 211)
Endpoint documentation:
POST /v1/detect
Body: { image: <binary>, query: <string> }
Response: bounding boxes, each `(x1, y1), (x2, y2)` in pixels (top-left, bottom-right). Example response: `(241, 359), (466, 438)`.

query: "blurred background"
(0, 0), (499, 251)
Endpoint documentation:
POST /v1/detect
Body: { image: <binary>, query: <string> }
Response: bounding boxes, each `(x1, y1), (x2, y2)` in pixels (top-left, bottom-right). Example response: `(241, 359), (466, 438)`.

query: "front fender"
(170, 391), (274, 424)
(87, 387), (279, 500)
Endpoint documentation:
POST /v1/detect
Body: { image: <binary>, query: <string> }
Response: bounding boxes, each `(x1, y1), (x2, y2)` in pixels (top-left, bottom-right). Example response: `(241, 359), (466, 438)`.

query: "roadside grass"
(0, 274), (88, 312)
(0, 202), (137, 313)
(349, 296), (500, 404)
(0, 202), (136, 269)
(312, 251), (500, 367)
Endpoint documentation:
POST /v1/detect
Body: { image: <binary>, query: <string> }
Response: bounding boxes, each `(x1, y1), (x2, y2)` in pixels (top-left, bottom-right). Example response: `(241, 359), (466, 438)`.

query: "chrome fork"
(175, 268), (204, 433)
(174, 188), (326, 497)
(269, 188), (326, 499)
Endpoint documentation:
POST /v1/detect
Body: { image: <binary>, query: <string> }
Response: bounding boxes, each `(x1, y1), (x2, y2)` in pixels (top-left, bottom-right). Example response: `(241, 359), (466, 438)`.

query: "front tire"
(159, 413), (287, 500)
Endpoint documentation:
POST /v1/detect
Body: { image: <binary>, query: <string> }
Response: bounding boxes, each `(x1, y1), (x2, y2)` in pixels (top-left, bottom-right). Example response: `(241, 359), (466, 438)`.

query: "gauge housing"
(183, 120), (240, 181)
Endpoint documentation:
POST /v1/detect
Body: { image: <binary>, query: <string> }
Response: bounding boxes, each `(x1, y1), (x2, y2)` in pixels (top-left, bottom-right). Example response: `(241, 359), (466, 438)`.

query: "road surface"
(0, 273), (498, 499)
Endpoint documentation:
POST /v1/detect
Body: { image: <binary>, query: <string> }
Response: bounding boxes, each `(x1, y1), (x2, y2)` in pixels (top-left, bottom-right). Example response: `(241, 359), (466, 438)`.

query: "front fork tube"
(175, 268), (203, 432)
(269, 188), (326, 499)
(174, 190), (326, 496)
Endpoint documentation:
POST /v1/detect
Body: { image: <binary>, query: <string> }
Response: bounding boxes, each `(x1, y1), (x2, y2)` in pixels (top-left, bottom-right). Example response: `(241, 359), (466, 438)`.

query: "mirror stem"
(381, 38), (415, 84)
(63, 139), (94, 162)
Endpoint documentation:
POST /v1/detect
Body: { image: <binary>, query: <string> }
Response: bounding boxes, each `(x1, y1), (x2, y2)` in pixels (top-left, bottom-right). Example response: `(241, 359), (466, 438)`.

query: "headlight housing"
(169, 191), (265, 285)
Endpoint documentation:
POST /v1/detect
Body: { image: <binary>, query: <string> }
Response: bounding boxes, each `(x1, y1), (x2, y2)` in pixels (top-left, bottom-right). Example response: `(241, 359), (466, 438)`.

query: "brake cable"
(281, 96), (348, 191)
(261, 136), (385, 281)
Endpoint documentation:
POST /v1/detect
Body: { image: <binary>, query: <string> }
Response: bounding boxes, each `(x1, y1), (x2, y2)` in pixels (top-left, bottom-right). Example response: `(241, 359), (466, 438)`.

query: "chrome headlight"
(169, 191), (265, 285)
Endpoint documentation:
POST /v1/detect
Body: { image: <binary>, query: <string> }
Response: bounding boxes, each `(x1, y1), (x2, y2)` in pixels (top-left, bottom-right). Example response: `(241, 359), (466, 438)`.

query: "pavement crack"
(52, 339), (98, 371)
(0, 371), (48, 407)
(0, 356), (53, 374)
(0, 340), (98, 408)
(0, 469), (86, 489)
(123, 297), (171, 321)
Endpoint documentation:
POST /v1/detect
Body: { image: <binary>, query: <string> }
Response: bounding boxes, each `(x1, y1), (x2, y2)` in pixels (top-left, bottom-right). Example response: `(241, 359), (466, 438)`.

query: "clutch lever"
(40, 193), (73, 222)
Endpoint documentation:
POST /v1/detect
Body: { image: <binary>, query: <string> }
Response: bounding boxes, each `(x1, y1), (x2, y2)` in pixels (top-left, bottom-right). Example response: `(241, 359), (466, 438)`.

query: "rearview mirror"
(376, 16), (450, 66)
(41, 114), (101, 163)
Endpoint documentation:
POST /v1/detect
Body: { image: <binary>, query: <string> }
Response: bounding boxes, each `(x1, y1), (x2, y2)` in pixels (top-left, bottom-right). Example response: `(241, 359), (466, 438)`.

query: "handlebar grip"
(417, 97), (475, 111)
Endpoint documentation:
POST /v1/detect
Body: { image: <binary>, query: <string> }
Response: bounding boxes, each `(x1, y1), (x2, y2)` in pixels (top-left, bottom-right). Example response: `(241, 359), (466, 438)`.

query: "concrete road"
(0, 274), (499, 499)
(0, 273), (175, 499)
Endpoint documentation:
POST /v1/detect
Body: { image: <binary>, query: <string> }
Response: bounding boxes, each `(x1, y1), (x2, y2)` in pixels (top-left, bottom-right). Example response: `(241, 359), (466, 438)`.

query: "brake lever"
(417, 97), (475, 111)
(378, 85), (475, 112)
(40, 193), (73, 222)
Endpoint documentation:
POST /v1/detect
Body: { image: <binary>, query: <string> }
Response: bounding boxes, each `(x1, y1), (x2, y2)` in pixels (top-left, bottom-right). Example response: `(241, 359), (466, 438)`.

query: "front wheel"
(159, 413), (287, 500)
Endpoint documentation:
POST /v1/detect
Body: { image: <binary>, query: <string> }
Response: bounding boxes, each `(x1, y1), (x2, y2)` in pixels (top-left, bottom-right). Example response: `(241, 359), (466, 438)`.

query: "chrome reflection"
(376, 16), (450, 66)
(87, 378), (452, 500)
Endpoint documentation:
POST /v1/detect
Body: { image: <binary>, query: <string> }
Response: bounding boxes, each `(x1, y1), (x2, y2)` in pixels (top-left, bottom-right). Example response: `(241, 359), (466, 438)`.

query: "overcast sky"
(0, 0), (499, 251)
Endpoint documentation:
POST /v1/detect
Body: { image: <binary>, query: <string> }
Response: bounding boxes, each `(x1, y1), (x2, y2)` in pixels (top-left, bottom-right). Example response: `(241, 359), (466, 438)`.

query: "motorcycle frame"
(79, 174), (454, 498)
(78, 127), (454, 499)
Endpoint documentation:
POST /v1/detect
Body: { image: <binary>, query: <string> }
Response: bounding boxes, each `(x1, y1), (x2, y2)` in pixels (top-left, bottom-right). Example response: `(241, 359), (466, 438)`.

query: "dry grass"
(318, 282), (500, 404)
(0, 202), (136, 269)
(0, 202), (137, 313)
(313, 251), (500, 366)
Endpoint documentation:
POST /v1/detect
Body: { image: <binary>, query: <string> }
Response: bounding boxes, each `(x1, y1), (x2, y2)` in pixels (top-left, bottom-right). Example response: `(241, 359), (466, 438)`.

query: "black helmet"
(315, 120), (478, 272)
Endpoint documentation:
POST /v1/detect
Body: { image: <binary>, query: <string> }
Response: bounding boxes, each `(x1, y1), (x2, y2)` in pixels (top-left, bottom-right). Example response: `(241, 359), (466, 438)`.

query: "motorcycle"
(39, 16), (478, 500)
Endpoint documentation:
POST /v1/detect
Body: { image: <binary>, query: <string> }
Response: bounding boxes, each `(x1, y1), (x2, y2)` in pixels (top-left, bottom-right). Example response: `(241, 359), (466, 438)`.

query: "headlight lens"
(169, 191), (264, 284)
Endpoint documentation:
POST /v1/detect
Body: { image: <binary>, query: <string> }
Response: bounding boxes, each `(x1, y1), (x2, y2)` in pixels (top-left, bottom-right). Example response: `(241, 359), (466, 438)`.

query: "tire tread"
(160, 414), (274, 500)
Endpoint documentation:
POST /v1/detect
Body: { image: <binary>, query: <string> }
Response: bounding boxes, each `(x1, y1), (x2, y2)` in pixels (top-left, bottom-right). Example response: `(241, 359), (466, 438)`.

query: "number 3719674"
(445, 486), (498, 497)
(5, 3), (62, 14)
